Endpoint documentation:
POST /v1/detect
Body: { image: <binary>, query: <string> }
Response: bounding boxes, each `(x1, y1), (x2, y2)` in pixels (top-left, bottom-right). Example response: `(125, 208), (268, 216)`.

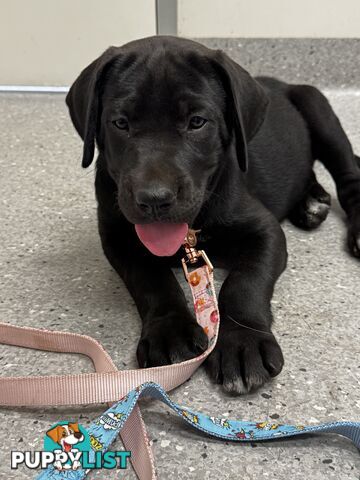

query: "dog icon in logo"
(46, 423), (84, 470)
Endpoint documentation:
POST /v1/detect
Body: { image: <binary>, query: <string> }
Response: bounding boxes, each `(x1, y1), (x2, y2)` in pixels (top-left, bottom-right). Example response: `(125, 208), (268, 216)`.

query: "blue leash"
(37, 381), (360, 479)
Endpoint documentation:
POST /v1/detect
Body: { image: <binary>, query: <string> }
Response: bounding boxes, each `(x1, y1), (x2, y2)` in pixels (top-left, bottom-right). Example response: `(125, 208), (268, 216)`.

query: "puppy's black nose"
(135, 186), (176, 214)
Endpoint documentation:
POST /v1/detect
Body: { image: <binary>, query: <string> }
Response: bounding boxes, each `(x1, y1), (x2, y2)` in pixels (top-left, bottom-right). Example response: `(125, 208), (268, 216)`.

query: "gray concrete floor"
(0, 90), (359, 480)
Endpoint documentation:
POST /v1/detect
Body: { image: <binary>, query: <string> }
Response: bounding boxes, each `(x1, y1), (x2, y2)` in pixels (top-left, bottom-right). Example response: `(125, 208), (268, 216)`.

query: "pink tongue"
(135, 223), (188, 256)
(64, 442), (71, 453)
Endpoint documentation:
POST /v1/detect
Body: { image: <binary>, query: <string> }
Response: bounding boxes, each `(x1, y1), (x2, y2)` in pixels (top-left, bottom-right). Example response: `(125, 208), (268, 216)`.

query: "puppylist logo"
(11, 420), (131, 472)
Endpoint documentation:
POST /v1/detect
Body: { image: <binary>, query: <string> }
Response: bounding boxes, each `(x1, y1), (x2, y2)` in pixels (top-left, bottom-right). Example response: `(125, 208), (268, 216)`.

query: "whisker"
(227, 314), (274, 336)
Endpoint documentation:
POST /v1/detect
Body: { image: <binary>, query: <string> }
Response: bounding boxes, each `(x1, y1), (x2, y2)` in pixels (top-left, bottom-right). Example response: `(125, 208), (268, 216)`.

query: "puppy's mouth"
(135, 223), (188, 256)
(63, 441), (72, 453)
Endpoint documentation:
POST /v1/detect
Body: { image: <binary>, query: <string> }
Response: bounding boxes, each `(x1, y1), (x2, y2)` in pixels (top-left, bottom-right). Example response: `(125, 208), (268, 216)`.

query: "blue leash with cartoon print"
(37, 380), (360, 479)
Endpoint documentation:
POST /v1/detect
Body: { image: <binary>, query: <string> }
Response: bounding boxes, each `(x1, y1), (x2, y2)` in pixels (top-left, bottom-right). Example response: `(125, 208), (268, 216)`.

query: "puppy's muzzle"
(135, 185), (177, 217)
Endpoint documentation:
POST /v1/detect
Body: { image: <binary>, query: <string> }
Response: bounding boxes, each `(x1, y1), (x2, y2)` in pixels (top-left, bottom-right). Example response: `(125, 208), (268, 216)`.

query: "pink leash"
(0, 233), (218, 480)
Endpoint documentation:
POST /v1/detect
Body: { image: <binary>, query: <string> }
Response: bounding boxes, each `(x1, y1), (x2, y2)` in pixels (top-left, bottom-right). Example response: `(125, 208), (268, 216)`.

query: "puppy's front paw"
(72, 461), (81, 470)
(54, 461), (63, 471)
(205, 325), (284, 394)
(137, 314), (208, 367)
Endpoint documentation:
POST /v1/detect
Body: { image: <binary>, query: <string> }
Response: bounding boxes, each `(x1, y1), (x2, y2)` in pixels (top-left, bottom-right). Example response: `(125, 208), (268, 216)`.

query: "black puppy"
(66, 36), (360, 394)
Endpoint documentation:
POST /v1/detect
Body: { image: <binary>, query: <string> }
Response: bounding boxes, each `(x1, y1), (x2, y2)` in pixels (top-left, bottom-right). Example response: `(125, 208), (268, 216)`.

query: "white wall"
(178, 0), (360, 38)
(1, 0), (359, 86)
(0, 0), (156, 85)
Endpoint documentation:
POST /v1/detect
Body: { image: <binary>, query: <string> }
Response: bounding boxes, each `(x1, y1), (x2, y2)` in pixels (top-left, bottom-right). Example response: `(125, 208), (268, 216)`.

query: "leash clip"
(182, 229), (213, 281)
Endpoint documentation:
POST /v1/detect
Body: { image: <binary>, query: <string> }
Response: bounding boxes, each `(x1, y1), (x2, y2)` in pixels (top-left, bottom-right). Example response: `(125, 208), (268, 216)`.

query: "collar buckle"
(182, 229), (213, 281)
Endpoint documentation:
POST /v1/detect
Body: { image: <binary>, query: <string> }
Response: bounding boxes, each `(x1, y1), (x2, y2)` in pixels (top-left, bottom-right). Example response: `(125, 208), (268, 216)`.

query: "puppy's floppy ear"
(211, 50), (269, 172)
(46, 425), (63, 445)
(68, 422), (80, 433)
(66, 46), (121, 168)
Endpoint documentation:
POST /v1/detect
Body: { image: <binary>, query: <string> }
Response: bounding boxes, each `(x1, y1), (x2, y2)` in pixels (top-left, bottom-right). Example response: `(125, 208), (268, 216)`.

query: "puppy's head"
(66, 36), (268, 226)
(46, 423), (84, 452)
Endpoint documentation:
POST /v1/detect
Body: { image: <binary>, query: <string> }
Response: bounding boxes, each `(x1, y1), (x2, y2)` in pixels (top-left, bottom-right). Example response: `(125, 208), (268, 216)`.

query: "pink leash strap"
(0, 263), (218, 480)
(0, 322), (158, 479)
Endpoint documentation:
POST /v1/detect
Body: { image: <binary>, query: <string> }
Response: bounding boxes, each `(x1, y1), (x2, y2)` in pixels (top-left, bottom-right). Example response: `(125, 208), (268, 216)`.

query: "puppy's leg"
(289, 85), (360, 257)
(98, 219), (208, 368)
(289, 170), (331, 230)
(206, 208), (287, 394)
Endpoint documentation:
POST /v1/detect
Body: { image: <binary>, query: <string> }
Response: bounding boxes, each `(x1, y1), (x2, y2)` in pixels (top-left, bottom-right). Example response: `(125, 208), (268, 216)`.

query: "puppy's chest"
(193, 230), (229, 267)
(197, 231), (212, 244)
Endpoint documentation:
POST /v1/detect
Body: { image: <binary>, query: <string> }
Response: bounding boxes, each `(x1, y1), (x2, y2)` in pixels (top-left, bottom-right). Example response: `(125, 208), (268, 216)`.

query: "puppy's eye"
(188, 116), (207, 130)
(113, 117), (129, 130)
